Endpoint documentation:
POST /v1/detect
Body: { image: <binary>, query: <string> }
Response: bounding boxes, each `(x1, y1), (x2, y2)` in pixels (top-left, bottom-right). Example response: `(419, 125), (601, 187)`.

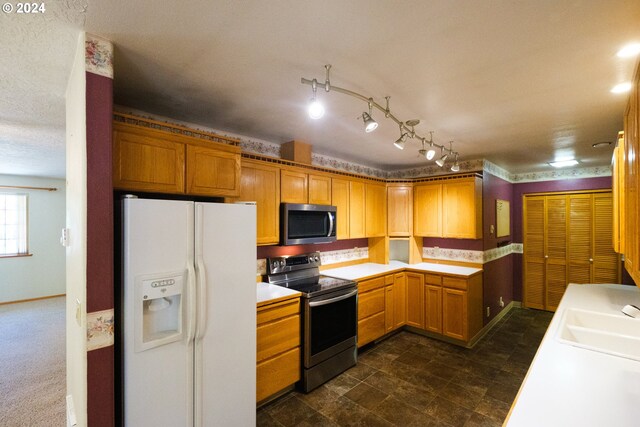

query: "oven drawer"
(358, 311), (385, 347)
(358, 288), (385, 320)
(257, 314), (301, 362)
(257, 347), (301, 402)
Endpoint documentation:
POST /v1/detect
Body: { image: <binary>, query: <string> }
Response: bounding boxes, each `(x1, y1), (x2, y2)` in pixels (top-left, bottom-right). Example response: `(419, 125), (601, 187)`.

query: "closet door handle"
(589, 258), (593, 263)
(544, 255), (549, 259)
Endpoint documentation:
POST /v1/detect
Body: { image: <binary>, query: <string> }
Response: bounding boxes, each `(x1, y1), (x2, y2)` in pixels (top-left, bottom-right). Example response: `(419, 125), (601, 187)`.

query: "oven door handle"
(327, 212), (334, 237)
(309, 288), (357, 307)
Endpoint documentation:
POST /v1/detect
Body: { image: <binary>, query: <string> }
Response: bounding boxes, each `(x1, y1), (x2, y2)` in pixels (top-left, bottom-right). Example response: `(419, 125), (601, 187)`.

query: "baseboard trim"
(467, 301), (517, 347)
(0, 293), (66, 306)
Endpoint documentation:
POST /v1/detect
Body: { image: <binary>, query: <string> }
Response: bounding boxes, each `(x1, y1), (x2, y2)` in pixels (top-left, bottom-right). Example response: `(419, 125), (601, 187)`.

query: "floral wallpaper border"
(423, 243), (523, 265)
(256, 247), (369, 276)
(85, 34), (113, 79)
(87, 309), (114, 351)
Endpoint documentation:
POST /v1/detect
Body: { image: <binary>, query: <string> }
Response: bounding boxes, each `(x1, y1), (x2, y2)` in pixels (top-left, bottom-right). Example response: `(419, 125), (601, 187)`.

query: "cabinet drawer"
(424, 273), (442, 285)
(359, 276), (386, 293)
(384, 274), (394, 285)
(358, 288), (385, 320)
(443, 276), (468, 290)
(256, 347), (301, 402)
(257, 314), (300, 362)
(357, 311), (385, 347)
(257, 298), (300, 325)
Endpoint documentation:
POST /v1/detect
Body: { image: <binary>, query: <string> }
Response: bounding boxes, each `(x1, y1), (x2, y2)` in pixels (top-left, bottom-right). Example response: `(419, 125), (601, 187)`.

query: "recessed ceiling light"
(611, 82), (633, 94)
(617, 43), (640, 58)
(549, 159), (579, 168)
(592, 141), (612, 148)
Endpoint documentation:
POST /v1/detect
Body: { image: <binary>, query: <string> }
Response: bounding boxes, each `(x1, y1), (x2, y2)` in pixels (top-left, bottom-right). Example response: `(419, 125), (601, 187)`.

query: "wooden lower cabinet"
(424, 285), (442, 334)
(392, 273), (407, 330)
(442, 288), (467, 341)
(406, 272), (425, 329)
(357, 274), (406, 347)
(256, 297), (301, 403)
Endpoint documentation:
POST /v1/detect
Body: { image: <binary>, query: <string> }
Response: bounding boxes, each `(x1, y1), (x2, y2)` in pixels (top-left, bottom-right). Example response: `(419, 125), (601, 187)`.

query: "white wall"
(0, 175), (66, 303)
(65, 32), (87, 427)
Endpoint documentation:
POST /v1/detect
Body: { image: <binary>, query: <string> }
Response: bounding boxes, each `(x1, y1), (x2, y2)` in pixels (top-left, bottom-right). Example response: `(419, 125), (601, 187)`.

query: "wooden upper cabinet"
(365, 182), (387, 237)
(113, 123), (185, 193)
(186, 145), (240, 197)
(349, 181), (366, 238)
(308, 174), (332, 205)
(239, 159), (280, 245)
(331, 178), (350, 239)
(612, 132), (625, 254)
(113, 121), (241, 197)
(414, 183), (442, 237)
(280, 169), (308, 203)
(442, 177), (482, 239)
(387, 185), (412, 236)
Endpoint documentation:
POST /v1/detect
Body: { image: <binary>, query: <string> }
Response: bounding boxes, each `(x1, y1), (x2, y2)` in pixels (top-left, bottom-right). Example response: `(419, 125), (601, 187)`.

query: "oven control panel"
(267, 251), (321, 274)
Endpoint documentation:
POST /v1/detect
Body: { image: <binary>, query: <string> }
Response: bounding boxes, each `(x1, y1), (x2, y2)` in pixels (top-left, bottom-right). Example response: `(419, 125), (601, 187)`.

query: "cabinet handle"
(544, 255), (548, 259)
(589, 258), (593, 263)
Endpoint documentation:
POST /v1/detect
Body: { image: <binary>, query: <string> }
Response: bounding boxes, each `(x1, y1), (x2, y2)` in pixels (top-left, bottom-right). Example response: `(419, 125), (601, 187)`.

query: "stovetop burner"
(265, 251), (356, 297)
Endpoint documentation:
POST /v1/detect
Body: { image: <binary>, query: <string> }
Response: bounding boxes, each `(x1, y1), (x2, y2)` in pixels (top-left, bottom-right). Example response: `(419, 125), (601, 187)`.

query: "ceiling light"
(394, 123), (408, 150)
(592, 141), (612, 148)
(362, 112), (378, 132)
(435, 150), (448, 167)
(611, 82), (633, 94)
(425, 131), (436, 160)
(549, 159), (579, 168)
(450, 154), (460, 172)
(307, 79), (325, 119)
(617, 43), (640, 58)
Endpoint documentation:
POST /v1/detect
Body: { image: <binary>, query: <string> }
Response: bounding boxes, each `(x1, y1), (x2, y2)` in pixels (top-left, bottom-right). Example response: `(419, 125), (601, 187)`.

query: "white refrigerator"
(121, 197), (256, 426)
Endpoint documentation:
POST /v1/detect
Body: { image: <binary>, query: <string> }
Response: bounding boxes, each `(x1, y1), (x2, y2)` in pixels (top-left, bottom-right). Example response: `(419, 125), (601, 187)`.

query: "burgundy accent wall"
(511, 176), (612, 304)
(257, 238), (368, 259)
(481, 173), (515, 324)
(86, 71), (115, 427)
(422, 237), (483, 251)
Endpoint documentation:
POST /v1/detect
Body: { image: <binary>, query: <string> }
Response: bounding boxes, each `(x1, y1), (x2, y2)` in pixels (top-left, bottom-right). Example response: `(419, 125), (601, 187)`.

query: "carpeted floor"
(0, 296), (66, 426)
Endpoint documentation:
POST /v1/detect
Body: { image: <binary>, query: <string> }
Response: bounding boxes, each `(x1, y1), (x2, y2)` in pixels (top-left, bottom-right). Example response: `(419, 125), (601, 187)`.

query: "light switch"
(60, 228), (70, 247)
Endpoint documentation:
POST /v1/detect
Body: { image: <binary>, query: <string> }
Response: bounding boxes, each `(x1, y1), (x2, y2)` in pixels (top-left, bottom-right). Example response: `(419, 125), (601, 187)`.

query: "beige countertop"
(257, 282), (301, 306)
(321, 261), (482, 281)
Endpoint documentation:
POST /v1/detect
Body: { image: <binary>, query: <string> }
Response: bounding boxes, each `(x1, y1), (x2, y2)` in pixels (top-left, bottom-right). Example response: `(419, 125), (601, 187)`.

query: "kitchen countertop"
(257, 282), (301, 307)
(321, 261), (482, 281)
(505, 283), (640, 426)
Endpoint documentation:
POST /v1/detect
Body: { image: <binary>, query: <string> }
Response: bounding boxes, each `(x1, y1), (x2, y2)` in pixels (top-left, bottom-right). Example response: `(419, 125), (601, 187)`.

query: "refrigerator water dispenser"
(134, 272), (185, 352)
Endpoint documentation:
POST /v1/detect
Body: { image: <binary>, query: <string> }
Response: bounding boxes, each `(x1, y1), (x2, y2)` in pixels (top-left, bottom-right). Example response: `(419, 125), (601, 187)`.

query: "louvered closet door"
(545, 195), (568, 311)
(593, 193), (619, 283)
(568, 194), (593, 284)
(524, 197), (545, 310)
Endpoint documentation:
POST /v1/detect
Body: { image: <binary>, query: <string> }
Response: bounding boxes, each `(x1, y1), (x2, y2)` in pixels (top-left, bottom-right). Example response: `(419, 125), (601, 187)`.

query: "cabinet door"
(523, 196), (545, 310)
(349, 181), (366, 238)
(406, 272), (425, 329)
(593, 192), (619, 283)
(442, 178), (482, 239)
(239, 160), (280, 245)
(113, 126), (185, 193)
(442, 288), (467, 341)
(365, 183), (387, 237)
(308, 174), (332, 205)
(424, 284), (442, 334)
(331, 179), (350, 239)
(624, 78), (640, 283)
(387, 185), (412, 236)
(545, 195), (568, 311)
(413, 183), (442, 237)
(567, 194), (593, 285)
(185, 145), (240, 197)
(385, 285), (394, 333)
(281, 169), (308, 203)
(393, 273), (406, 329)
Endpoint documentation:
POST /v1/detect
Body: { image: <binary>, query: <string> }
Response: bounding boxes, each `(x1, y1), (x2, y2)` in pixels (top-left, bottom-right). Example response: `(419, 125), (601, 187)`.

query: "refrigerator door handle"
(195, 256), (208, 341)
(186, 263), (197, 343)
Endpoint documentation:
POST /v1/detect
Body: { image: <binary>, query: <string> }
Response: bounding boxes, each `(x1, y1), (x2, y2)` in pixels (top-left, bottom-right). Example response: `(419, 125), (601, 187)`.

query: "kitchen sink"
(557, 308), (640, 362)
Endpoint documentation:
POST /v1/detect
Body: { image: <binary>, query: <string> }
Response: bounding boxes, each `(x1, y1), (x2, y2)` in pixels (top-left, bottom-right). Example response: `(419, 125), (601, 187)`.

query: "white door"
(194, 202), (256, 427)
(123, 198), (194, 427)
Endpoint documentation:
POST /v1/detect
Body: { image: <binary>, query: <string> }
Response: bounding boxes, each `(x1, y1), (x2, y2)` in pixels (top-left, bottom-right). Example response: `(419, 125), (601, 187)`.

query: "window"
(0, 194), (28, 256)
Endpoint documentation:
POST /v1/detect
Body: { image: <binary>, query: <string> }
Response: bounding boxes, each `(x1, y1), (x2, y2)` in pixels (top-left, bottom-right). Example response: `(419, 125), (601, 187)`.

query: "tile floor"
(257, 307), (553, 427)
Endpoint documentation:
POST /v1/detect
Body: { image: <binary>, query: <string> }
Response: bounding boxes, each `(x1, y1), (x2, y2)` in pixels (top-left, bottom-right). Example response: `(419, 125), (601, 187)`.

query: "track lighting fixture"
(301, 65), (463, 165)
(362, 101), (378, 133)
(394, 123), (408, 150)
(450, 153), (460, 172)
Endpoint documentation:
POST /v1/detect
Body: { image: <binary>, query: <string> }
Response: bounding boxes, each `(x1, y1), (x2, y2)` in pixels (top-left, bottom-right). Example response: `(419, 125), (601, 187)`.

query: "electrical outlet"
(486, 306), (490, 317)
(499, 297), (504, 307)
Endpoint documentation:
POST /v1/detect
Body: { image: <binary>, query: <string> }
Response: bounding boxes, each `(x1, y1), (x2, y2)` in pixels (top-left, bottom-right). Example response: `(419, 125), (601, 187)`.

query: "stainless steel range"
(265, 251), (357, 392)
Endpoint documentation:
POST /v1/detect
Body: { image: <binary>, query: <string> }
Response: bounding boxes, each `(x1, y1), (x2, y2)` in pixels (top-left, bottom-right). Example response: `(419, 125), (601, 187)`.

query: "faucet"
(621, 304), (640, 318)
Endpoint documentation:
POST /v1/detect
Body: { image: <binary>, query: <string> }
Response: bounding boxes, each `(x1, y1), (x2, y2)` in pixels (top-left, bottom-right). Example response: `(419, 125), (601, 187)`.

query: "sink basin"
(557, 308), (640, 361)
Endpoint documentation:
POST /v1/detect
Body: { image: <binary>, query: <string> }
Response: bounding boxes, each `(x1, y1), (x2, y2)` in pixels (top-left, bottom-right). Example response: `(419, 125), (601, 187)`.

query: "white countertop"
(506, 283), (640, 427)
(321, 261), (482, 281)
(257, 282), (301, 304)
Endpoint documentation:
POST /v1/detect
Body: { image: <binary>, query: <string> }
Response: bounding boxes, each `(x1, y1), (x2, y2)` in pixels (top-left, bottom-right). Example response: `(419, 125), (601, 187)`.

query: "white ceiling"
(2, 1), (640, 178)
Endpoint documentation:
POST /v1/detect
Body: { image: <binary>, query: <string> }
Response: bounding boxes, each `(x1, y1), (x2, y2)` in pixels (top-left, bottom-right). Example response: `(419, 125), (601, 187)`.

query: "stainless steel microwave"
(281, 203), (337, 245)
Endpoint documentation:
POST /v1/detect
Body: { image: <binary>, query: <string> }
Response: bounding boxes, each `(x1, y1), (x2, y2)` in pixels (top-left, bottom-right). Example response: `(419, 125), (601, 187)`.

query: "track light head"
(362, 112), (378, 132)
(426, 148), (436, 160)
(435, 152), (448, 167)
(394, 133), (408, 150)
(308, 98), (324, 119)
